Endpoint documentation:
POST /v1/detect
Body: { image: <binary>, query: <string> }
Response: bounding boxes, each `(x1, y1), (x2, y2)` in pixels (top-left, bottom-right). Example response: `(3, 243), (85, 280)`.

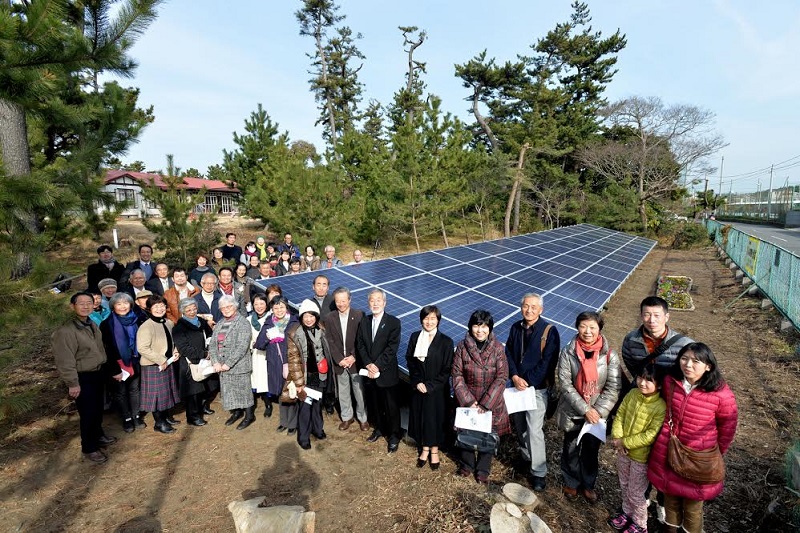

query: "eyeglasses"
(679, 356), (704, 366)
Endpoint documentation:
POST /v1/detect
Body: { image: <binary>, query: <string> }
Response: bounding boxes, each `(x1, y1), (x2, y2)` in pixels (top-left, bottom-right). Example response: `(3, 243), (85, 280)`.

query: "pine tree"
(140, 155), (220, 267)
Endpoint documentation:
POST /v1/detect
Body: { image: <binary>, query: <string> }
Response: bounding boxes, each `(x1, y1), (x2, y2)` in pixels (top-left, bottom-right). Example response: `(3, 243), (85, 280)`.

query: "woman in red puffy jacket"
(647, 342), (738, 533)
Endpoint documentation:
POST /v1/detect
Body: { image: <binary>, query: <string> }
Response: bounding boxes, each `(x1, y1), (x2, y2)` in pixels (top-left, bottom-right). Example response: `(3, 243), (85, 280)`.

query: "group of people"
(57, 239), (739, 533)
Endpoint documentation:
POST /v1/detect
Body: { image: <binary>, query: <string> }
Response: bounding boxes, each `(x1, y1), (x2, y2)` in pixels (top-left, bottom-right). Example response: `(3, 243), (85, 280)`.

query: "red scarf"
(219, 281), (234, 296)
(574, 336), (604, 403)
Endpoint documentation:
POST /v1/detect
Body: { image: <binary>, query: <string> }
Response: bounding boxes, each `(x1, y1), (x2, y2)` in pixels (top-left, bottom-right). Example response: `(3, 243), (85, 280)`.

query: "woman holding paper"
(451, 309), (510, 484)
(137, 295), (181, 435)
(555, 311), (621, 503)
(254, 296), (300, 433)
(281, 299), (332, 449)
(407, 305), (454, 470)
(172, 298), (214, 427)
(100, 292), (147, 434)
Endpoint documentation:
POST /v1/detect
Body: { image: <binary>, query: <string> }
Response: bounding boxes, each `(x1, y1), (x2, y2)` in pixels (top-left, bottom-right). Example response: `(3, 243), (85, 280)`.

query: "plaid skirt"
(140, 364), (179, 412)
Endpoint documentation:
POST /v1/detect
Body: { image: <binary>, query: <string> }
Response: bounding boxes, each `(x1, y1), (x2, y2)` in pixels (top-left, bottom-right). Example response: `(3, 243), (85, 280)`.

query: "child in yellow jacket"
(608, 364), (666, 533)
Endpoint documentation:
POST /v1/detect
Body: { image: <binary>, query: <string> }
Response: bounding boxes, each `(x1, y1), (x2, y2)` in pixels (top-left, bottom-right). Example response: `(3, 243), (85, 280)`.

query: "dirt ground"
(1, 239), (799, 532)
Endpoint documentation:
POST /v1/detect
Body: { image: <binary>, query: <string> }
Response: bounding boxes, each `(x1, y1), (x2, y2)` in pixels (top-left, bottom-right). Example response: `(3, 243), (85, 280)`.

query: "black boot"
(225, 409), (244, 426)
(237, 405), (256, 430)
(165, 411), (181, 425)
(187, 395), (207, 426)
(203, 399), (215, 415)
(153, 411), (176, 434)
(263, 395), (273, 418)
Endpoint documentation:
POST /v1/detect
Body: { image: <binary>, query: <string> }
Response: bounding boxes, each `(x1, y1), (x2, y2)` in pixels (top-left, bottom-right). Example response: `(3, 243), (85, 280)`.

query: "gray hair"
(179, 297), (198, 314)
(332, 286), (351, 300)
(218, 294), (238, 308)
(109, 292), (134, 310)
(324, 245), (335, 253)
(129, 269), (146, 279)
(521, 293), (544, 307)
(367, 288), (386, 302)
(200, 272), (218, 284)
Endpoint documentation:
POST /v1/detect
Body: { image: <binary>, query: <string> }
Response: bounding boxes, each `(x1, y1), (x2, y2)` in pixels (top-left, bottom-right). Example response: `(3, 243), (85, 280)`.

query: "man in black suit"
(124, 269), (149, 300)
(322, 287), (368, 431)
(120, 244), (154, 290)
(86, 245), (125, 293)
(144, 263), (173, 296)
(356, 288), (402, 452)
(311, 275), (335, 319)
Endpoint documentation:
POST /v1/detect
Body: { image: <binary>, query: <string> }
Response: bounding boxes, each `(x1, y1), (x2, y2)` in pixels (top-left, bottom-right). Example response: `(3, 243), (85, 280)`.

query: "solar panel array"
(254, 224), (655, 375)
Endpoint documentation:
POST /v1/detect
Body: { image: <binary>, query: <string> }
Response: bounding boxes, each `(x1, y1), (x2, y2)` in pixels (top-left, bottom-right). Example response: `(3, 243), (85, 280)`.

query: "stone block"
(526, 512), (553, 533)
(228, 498), (315, 533)
(735, 270), (744, 280)
(742, 277), (752, 287)
(761, 299), (773, 310)
(490, 502), (527, 533)
(780, 319), (795, 333)
(502, 483), (539, 508)
(729, 262), (737, 270)
(747, 285), (760, 297)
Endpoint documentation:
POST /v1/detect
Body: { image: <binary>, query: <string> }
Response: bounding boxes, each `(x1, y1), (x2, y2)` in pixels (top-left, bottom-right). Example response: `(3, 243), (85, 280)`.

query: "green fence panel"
(705, 220), (800, 330)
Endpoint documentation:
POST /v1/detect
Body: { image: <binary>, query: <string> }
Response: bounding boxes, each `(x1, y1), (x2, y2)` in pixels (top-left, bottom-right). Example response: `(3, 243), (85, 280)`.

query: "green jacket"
(52, 319), (107, 388)
(611, 387), (666, 463)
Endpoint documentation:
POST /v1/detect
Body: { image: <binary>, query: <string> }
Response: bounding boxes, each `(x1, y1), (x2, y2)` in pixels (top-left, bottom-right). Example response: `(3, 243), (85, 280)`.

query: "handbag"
(189, 359), (213, 382)
(666, 382), (725, 484)
(455, 428), (500, 454)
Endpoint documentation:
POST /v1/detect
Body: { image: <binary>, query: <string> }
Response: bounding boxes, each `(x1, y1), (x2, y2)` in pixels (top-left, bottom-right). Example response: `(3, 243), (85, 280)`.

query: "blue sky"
(119, 0), (800, 194)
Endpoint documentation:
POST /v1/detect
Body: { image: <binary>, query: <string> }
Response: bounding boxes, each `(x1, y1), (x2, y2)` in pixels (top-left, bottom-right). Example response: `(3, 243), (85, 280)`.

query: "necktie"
(372, 317), (379, 340)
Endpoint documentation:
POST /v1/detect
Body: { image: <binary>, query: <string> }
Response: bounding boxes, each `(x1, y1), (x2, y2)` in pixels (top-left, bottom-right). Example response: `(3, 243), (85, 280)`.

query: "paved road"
(728, 222), (800, 255)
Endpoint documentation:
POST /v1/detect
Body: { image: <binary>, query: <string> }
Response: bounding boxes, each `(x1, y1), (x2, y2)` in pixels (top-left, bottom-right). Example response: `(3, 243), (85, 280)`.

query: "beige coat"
(52, 319), (107, 387)
(136, 318), (175, 366)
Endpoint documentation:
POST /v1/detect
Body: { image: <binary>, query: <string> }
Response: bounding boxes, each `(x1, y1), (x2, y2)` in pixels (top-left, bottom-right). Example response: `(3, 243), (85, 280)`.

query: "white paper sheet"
(577, 418), (607, 445)
(304, 387), (322, 401)
(503, 387), (538, 414)
(454, 407), (493, 433)
(358, 368), (380, 378)
(120, 368), (131, 381)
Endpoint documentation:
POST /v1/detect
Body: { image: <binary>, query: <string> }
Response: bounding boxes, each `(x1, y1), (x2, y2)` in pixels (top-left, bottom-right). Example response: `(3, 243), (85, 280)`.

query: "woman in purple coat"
(451, 309), (510, 484)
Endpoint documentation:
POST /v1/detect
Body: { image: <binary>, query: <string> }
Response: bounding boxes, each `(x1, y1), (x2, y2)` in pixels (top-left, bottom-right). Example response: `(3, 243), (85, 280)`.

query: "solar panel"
(254, 224), (656, 377)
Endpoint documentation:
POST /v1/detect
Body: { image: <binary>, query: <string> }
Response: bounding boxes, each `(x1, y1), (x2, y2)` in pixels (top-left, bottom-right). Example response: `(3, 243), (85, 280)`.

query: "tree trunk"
(472, 87), (498, 152)
(639, 200), (648, 233)
(439, 215), (449, 247)
(0, 98), (37, 279)
(504, 143), (529, 237)
(512, 186), (521, 233)
(461, 208), (470, 244)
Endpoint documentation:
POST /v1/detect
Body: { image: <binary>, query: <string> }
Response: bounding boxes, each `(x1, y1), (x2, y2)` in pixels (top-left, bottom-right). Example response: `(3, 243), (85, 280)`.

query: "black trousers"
(76, 370), (106, 453)
(366, 382), (401, 443)
(561, 429), (602, 490)
(297, 399), (324, 446)
(185, 393), (204, 420)
(113, 360), (141, 422)
(460, 449), (493, 475)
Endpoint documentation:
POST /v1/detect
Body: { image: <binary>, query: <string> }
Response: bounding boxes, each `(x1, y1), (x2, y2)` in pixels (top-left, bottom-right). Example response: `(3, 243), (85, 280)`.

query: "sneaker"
(623, 522), (647, 533)
(607, 512), (630, 531)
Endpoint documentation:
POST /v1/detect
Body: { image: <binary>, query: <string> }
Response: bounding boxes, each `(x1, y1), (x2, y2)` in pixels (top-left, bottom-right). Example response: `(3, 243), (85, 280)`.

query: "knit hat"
(297, 299), (320, 319)
(97, 278), (117, 290)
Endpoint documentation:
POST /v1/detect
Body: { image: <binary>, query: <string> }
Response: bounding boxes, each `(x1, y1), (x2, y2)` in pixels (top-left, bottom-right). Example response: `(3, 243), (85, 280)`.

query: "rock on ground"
(526, 511), (553, 533)
(490, 502), (529, 533)
(228, 497), (315, 533)
(502, 482), (539, 508)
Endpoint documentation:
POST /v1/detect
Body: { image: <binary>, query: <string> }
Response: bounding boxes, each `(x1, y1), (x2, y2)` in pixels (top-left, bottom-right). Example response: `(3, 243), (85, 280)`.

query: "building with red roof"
(102, 170), (240, 217)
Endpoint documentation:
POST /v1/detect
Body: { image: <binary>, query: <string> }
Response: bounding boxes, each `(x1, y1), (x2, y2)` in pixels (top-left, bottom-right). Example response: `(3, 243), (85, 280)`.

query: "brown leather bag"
(666, 382), (725, 484)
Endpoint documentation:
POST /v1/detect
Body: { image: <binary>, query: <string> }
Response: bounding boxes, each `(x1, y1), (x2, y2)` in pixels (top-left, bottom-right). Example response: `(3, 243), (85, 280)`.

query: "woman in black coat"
(172, 298), (214, 426)
(406, 305), (454, 470)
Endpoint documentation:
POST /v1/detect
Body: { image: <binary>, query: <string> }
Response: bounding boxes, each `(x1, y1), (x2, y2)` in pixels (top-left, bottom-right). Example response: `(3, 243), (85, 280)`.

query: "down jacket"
(611, 388), (666, 464)
(621, 326), (693, 377)
(555, 335), (621, 433)
(647, 376), (738, 501)
(280, 323), (332, 403)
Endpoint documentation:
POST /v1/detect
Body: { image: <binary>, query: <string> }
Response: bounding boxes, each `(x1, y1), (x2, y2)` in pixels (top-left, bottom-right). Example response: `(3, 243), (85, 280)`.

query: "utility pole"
(757, 179), (761, 218)
(703, 174), (710, 211)
(767, 164), (774, 220)
(716, 156), (724, 212)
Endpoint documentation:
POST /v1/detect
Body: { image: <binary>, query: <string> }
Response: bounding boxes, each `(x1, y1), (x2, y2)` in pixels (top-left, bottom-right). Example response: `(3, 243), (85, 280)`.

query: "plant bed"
(657, 275), (695, 311)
